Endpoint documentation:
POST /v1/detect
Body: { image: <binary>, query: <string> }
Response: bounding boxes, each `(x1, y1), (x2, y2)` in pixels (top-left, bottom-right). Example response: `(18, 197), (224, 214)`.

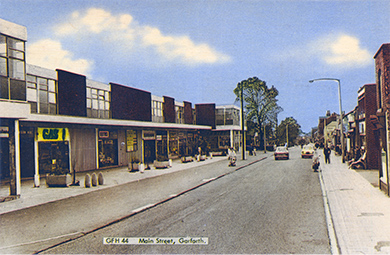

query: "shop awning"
(21, 114), (212, 130)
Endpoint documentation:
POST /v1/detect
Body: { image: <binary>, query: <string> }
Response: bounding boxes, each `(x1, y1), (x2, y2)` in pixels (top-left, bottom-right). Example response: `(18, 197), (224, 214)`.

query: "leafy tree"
(234, 77), (283, 148)
(276, 117), (302, 147)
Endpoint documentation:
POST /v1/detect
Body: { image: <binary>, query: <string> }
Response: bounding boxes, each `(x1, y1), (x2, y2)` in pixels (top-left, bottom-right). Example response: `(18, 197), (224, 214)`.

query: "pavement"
(2, 148), (390, 254)
(0, 156), (231, 215)
(319, 151), (390, 254)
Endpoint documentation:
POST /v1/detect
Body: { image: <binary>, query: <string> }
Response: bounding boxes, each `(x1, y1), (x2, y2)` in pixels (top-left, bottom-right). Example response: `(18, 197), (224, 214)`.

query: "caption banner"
(103, 237), (208, 245)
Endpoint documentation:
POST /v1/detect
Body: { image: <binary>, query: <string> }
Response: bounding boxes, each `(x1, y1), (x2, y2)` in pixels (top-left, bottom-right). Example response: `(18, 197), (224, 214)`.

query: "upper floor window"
(152, 100), (164, 123)
(26, 75), (57, 114)
(176, 106), (184, 124)
(0, 34), (26, 101)
(216, 108), (240, 126)
(152, 100), (163, 117)
(86, 87), (110, 119)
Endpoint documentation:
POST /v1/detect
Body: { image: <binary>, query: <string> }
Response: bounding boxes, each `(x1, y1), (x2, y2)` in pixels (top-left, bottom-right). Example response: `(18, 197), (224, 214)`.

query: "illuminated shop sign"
(37, 128), (70, 142)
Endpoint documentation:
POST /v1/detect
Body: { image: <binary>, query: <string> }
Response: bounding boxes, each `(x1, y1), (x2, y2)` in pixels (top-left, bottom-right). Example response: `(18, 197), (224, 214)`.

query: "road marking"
(132, 204), (155, 214)
(202, 178), (216, 182)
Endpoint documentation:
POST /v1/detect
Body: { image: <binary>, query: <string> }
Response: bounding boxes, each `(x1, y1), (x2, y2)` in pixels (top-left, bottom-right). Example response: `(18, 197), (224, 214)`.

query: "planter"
(198, 155), (206, 161)
(46, 174), (72, 187)
(211, 151), (224, 156)
(181, 156), (194, 163)
(132, 163), (139, 171)
(154, 160), (169, 169)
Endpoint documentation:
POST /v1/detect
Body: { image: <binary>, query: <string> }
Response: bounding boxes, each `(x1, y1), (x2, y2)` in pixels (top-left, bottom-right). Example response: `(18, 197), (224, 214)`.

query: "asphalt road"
(42, 147), (331, 254)
(0, 153), (262, 254)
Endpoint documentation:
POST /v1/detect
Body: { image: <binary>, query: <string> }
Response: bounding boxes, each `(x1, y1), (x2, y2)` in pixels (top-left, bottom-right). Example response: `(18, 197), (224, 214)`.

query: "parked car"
(274, 146), (289, 160)
(301, 144), (314, 158)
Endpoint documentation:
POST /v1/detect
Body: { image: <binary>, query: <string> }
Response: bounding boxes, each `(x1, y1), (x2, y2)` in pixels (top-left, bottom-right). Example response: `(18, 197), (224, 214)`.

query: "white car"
(274, 147), (289, 160)
(301, 145), (315, 158)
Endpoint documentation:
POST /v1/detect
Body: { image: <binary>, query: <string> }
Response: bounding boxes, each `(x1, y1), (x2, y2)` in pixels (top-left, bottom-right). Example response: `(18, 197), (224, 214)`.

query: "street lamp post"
(309, 78), (344, 163)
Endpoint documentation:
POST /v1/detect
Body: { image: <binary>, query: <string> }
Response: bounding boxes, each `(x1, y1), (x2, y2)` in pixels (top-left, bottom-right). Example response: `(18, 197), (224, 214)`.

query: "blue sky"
(1, 0), (389, 132)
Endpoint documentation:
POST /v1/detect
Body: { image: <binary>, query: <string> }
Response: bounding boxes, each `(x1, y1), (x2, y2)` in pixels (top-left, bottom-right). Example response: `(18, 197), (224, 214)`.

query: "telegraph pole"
(241, 82), (245, 160)
(286, 124), (289, 147)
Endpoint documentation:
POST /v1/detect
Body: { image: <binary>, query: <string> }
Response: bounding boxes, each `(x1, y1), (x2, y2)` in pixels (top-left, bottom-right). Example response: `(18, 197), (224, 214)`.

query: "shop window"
(98, 130), (118, 168)
(38, 141), (70, 175)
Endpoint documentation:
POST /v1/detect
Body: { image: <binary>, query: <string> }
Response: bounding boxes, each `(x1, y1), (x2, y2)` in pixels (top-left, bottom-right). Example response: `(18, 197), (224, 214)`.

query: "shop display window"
(98, 130), (118, 168)
(156, 131), (168, 160)
(38, 141), (70, 175)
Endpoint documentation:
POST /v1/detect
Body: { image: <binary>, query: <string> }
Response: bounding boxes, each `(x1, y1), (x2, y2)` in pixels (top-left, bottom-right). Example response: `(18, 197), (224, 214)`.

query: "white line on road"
(202, 178), (216, 182)
(132, 204), (155, 214)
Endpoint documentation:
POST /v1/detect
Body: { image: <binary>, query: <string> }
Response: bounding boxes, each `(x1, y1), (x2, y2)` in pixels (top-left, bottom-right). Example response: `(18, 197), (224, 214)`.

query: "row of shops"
(0, 116), (241, 183)
(0, 17), (243, 197)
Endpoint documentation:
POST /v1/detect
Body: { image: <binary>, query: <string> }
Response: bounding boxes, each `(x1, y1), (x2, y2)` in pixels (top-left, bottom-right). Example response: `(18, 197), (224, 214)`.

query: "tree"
(234, 77), (283, 149)
(276, 117), (302, 147)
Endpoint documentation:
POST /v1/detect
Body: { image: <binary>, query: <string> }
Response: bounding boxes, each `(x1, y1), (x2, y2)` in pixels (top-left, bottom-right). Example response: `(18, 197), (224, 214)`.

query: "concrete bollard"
(84, 174), (91, 188)
(139, 164), (145, 173)
(98, 172), (104, 185)
(91, 173), (98, 186)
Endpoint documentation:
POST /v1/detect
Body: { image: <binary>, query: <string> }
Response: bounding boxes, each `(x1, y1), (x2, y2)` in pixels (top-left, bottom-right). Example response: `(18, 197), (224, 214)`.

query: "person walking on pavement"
(324, 144), (331, 164)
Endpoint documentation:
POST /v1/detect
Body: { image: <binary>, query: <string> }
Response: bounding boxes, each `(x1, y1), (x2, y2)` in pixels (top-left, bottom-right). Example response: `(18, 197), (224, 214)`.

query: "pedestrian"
(228, 147), (236, 166)
(324, 145), (331, 164)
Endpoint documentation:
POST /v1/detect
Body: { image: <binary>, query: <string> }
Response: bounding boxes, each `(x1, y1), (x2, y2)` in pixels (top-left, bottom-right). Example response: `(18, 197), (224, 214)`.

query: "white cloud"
(321, 35), (371, 67)
(54, 8), (231, 65)
(27, 39), (93, 75)
(281, 33), (371, 69)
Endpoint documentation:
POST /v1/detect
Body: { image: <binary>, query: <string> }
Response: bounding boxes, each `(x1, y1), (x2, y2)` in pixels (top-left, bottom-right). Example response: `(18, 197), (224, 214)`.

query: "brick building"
(373, 43), (390, 194)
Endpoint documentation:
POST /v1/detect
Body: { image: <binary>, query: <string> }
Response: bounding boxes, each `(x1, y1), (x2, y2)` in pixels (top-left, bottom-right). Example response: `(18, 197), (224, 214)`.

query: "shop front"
(98, 130), (118, 168)
(156, 130), (168, 161)
(169, 131), (179, 159)
(37, 127), (70, 175)
(20, 126), (35, 178)
(178, 132), (187, 156)
(143, 130), (156, 163)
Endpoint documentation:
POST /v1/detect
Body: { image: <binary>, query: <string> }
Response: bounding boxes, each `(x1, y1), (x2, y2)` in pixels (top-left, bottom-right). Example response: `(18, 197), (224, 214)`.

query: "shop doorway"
(0, 138), (10, 180)
(38, 141), (70, 175)
(144, 140), (156, 164)
(98, 139), (118, 168)
(20, 129), (35, 178)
